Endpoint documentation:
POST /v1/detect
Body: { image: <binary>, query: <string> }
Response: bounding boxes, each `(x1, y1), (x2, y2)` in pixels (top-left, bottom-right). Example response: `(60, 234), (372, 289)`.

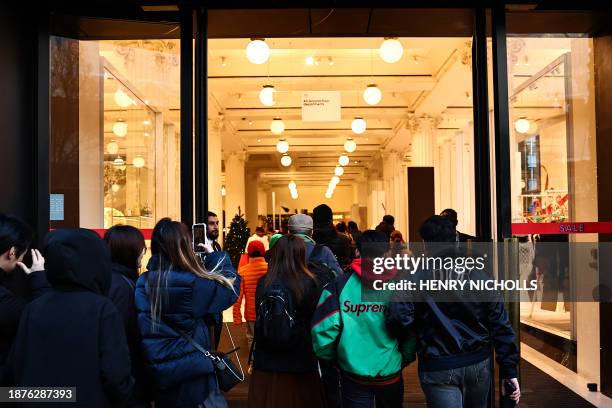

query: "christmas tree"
(224, 206), (250, 268)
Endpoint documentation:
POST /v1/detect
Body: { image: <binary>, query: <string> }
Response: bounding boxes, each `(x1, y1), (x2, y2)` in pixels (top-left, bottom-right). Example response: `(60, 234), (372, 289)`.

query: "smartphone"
(192, 223), (208, 253)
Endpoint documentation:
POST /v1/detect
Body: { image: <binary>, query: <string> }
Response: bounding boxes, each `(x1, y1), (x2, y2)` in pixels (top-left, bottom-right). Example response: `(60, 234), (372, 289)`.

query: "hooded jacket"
(311, 258), (416, 383)
(135, 251), (240, 407)
(233, 256), (268, 323)
(313, 223), (354, 269)
(9, 229), (133, 407)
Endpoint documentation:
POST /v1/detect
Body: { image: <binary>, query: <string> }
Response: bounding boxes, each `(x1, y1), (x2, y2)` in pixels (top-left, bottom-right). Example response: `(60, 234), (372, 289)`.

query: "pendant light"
(246, 39), (270, 65)
(351, 117), (367, 134)
(344, 138), (357, 153)
(221, 186), (226, 197)
(112, 120), (128, 137)
(338, 154), (350, 166)
(270, 118), (285, 135)
(514, 117), (530, 134)
(334, 166), (344, 177)
(288, 181), (297, 190)
(325, 191), (333, 199)
(363, 84), (382, 105)
(132, 155), (145, 168)
(106, 140), (119, 155)
(113, 157), (125, 167)
(331, 176), (340, 185)
(111, 183), (120, 193)
(259, 85), (276, 106)
(114, 89), (134, 108)
(291, 190), (298, 200)
(280, 154), (292, 167)
(276, 139), (289, 154)
(379, 38), (404, 63)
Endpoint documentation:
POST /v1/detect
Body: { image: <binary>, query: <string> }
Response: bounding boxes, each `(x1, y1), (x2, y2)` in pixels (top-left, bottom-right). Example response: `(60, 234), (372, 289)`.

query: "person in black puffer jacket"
(135, 218), (240, 408)
(104, 225), (150, 407)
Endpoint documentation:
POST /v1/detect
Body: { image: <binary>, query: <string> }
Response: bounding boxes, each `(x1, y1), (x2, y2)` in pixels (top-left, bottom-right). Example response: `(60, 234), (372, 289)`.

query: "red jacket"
(233, 257), (268, 323)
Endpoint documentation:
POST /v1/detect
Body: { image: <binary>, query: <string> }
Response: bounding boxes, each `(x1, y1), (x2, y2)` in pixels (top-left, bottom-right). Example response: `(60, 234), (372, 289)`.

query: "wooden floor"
(219, 323), (595, 408)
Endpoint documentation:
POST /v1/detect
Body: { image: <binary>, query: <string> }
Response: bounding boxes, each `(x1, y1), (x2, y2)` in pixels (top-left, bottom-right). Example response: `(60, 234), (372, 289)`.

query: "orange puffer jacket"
(233, 257), (268, 323)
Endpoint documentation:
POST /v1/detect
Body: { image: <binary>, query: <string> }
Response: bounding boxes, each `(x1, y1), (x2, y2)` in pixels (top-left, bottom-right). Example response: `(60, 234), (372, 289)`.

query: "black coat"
(313, 223), (354, 268)
(0, 269), (48, 385)
(108, 263), (149, 407)
(9, 229), (134, 407)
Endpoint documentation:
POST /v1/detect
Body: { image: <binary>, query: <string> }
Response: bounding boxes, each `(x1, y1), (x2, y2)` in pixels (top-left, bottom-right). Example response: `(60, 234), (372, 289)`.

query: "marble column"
(208, 118), (223, 218)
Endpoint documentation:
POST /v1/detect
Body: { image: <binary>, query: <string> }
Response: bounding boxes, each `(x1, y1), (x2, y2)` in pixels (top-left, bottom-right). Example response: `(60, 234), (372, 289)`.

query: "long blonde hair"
(147, 218), (235, 328)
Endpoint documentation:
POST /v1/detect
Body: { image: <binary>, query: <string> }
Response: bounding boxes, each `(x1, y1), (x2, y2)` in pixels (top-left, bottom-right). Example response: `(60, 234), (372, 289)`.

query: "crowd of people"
(0, 207), (520, 408)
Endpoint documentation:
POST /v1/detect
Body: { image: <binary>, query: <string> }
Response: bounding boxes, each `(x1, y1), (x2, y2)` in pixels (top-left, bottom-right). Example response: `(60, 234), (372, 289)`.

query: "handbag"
(171, 322), (245, 392)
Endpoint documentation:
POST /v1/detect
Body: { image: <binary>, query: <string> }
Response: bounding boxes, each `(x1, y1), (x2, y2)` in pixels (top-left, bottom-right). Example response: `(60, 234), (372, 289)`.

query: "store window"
(49, 38), (181, 232)
(507, 33), (599, 369)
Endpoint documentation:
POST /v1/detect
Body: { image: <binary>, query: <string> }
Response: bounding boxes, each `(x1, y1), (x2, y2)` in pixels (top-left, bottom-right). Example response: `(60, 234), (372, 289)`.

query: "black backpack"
(254, 281), (300, 350)
(308, 244), (338, 290)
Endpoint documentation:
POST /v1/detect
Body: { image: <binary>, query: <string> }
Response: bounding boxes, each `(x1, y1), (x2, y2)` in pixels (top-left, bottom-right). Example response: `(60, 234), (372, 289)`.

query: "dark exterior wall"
(0, 8), (36, 226)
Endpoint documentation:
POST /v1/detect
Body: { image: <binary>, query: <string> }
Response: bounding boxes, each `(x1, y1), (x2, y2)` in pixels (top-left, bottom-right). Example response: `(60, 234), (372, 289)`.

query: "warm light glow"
(280, 154), (292, 167)
(379, 38), (404, 63)
(291, 191), (298, 200)
(259, 85), (276, 106)
(325, 191), (333, 199)
(111, 183), (120, 193)
(344, 138), (357, 153)
(331, 176), (340, 185)
(528, 121), (539, 134)
(334, 166), (344, 176)
(288, 181), (297, 190)
(221, 186), (226, 196)
(514, 118), (530, 134)
(305, 56), (315, 65)
(338, 154), (350, 166)
(246, 39), (270, 65)
(106, 140), (119, 155)
(270, 118), (285, 135)
(113, 157), (125, 167)
(114, 89), (134, 108)
(132, 155), (145, 168)
(351, 117), (367, 134)
(276, 139), (289, 154)
(113, 120), (128, 137)
(363, 84), (382, 105)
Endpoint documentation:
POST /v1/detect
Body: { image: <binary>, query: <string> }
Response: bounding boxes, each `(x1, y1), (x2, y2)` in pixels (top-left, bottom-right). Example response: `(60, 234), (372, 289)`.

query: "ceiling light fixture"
(338, 154), (350, 166)
(325, 191), (333, 199)
(276, 139), (289, 154)
(280, 154), (292, 167)
(270, 118), (285, 135)
(114, 89), (134, 108)
(132, 155), (145, 168)
(113, 120), (128, 137)
(514, 117), (530, 134)
(221, 186), (226, 196)
(106, 140), (119, 155)
(111, 183), (120, 193)
(259, 85), (276, 106)
(344, 138), (357, 153)
(305, 56), (315, 65)
(351, 117), (367, 134)
(363, 84), (382, 105)
(334, 166), (344, 176)
(288, 181), (297, 190)
(331, 176), (340, 185)
(246, 38), (270, 65)
(379, 37), (404, 63)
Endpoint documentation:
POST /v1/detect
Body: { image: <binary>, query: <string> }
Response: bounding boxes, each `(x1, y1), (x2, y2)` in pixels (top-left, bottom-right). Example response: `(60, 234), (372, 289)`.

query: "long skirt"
(248, 369), (327, 408)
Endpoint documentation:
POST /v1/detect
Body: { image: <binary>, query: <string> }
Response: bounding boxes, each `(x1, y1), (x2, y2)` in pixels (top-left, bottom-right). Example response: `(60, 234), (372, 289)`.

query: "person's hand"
(502, 378), (520, 403)
(17, 249), (45, 275)
(197, 243), (214, 254)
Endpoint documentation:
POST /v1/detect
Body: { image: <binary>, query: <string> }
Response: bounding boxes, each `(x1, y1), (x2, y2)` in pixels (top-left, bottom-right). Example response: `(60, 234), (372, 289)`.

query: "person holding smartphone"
(0, 214), (47, 385)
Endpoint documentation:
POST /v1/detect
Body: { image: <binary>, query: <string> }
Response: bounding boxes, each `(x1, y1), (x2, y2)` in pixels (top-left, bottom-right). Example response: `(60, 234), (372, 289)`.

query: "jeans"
(320, 360), (341, 408)
(419, 358), (491, 408)
(340, 373), (404, 408)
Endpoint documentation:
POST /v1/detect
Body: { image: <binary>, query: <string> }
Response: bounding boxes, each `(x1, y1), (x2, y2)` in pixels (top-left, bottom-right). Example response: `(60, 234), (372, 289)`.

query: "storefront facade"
(1, 1), (611, 403)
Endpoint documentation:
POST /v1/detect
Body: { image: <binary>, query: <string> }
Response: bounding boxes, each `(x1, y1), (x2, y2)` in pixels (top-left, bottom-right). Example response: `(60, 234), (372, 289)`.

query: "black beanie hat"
(312, 204), (333, 224)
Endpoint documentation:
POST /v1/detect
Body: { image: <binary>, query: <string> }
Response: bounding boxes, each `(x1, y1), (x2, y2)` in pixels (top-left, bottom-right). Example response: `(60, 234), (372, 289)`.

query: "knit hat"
(269, 233), (283, 249)
(247, 240), (265, 257)
(288, 214), (313, 233)
(312, 204), (333, 224)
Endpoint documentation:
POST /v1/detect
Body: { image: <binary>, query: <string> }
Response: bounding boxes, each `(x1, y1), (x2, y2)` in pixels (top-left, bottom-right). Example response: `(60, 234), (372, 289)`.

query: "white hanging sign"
(301, 91), (341, 122)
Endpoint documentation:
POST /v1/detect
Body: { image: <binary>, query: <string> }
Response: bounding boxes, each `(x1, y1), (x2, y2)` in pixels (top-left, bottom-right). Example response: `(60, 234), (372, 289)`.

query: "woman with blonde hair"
(135, 218), (240, 407)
